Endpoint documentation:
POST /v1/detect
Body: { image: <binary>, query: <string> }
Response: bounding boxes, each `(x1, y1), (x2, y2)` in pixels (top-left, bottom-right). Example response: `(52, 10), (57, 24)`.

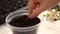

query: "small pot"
(6, 10), (41, 34)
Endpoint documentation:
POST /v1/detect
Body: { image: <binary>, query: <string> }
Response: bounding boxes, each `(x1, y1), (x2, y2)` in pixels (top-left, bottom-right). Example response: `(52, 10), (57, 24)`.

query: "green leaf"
(43, 14), (49, 18)
(47, 14), (49, 18)
(55, 7), (58, 13)
(58, 18), (60, 20)
(43, 15), (46, 17)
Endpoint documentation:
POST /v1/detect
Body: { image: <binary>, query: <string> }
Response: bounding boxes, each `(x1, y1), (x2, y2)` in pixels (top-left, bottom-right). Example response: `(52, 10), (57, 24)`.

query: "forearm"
(30, 0), (58, 17)
(28, 0), (60, 18)
(38, 0), (58, 13)
(59, 0), (60, 2)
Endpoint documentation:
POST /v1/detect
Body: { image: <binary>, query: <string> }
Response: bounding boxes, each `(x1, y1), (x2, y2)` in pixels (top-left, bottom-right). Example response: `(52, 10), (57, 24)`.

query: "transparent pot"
(6, 10), (40, 34)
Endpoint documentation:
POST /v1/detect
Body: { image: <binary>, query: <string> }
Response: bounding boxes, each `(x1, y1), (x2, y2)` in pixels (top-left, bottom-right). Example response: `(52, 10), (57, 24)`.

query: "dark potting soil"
(9, 15), (40, 27)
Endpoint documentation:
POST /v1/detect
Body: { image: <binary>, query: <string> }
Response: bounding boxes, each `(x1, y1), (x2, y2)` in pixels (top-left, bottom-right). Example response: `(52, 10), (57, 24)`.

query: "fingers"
(29, 7), (42, 19)
(28, 0), (35, 17)
(35, 2), (40, 8)
(29, 0), (58, 19)
(28, 6), (40, 19)
(58, 0), (60, 2)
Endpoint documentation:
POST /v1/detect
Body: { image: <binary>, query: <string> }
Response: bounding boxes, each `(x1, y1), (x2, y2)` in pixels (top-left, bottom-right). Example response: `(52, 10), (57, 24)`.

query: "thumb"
(29, 8), (42, 19)
(29, 0), (58, 19)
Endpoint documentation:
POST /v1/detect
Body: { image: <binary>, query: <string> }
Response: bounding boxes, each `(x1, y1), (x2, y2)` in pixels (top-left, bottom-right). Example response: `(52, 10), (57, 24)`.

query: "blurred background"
(0, 0), (28, 25)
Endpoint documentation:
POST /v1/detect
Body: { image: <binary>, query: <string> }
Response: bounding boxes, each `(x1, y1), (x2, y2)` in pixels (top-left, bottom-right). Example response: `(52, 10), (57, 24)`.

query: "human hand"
(28, 0), (59, 19)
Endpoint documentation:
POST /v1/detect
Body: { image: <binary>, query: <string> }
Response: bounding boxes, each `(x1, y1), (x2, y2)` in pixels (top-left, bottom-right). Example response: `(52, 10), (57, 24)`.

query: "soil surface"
(9, 15), (40, 27)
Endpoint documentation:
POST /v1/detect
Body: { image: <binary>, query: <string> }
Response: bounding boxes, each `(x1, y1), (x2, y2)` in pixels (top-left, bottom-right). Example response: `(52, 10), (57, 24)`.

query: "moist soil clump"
(9, 15), (40, 27)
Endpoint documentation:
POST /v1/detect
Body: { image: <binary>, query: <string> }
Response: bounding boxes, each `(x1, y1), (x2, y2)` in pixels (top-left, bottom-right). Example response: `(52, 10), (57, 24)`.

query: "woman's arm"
(28, 0), (59, 18)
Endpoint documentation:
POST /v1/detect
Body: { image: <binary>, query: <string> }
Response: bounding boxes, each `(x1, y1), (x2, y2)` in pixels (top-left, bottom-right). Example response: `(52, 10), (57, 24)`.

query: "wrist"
(58, 0), (60, 3)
